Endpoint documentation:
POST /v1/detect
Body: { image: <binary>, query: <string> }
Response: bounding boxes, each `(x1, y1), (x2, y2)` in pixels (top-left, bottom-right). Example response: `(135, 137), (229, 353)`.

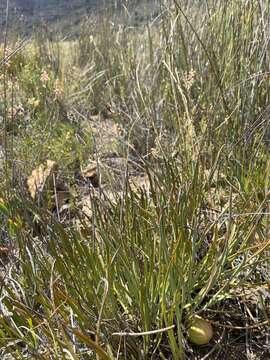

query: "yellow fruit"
(188, 315), (213, 345)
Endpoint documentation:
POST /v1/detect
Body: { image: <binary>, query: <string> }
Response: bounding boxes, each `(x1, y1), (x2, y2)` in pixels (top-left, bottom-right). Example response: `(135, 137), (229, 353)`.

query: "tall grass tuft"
(0, 1), (269, 358)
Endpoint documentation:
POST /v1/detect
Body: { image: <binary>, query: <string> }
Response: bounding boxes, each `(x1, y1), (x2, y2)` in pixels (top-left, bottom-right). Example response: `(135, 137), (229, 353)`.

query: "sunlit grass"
(0, 1), (269, 359)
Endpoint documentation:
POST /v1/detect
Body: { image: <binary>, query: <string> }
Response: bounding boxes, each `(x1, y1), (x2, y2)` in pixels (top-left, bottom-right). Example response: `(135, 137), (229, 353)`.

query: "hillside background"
(0, 0), (158, 38)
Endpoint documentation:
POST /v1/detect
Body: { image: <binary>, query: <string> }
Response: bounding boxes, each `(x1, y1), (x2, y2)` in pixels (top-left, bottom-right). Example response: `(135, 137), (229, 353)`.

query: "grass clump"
(0, 1), (269, 359)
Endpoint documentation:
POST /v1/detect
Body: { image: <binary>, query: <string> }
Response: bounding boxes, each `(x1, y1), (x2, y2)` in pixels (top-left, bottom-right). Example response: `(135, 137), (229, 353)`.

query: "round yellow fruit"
(188, 315), (213, 345)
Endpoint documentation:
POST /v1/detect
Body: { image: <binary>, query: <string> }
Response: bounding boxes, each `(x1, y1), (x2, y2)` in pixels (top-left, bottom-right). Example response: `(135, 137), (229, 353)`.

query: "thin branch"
(112, 324), (175, 337)
(210, 319), (270, 330)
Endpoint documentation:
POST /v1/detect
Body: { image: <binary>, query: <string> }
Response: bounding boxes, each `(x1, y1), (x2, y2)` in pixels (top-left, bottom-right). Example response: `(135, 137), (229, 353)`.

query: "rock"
(80, 193), (94, 218)
(27, 160), (70, 209)
(27, 160), (58, 200)
(81, 161), (99, 188)
(80, 156), (143, 192)
(0, 246), (9, 258)
(53, 180), (71, 210)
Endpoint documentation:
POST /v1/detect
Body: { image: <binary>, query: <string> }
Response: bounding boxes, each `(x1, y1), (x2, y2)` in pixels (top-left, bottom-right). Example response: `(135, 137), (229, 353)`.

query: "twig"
(52, 174), (60, 221)
(0, 38), (29, 67)
(201, 328), (225, 360)
(210, 319), (270, 330)
(112, 324), (175, 337)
